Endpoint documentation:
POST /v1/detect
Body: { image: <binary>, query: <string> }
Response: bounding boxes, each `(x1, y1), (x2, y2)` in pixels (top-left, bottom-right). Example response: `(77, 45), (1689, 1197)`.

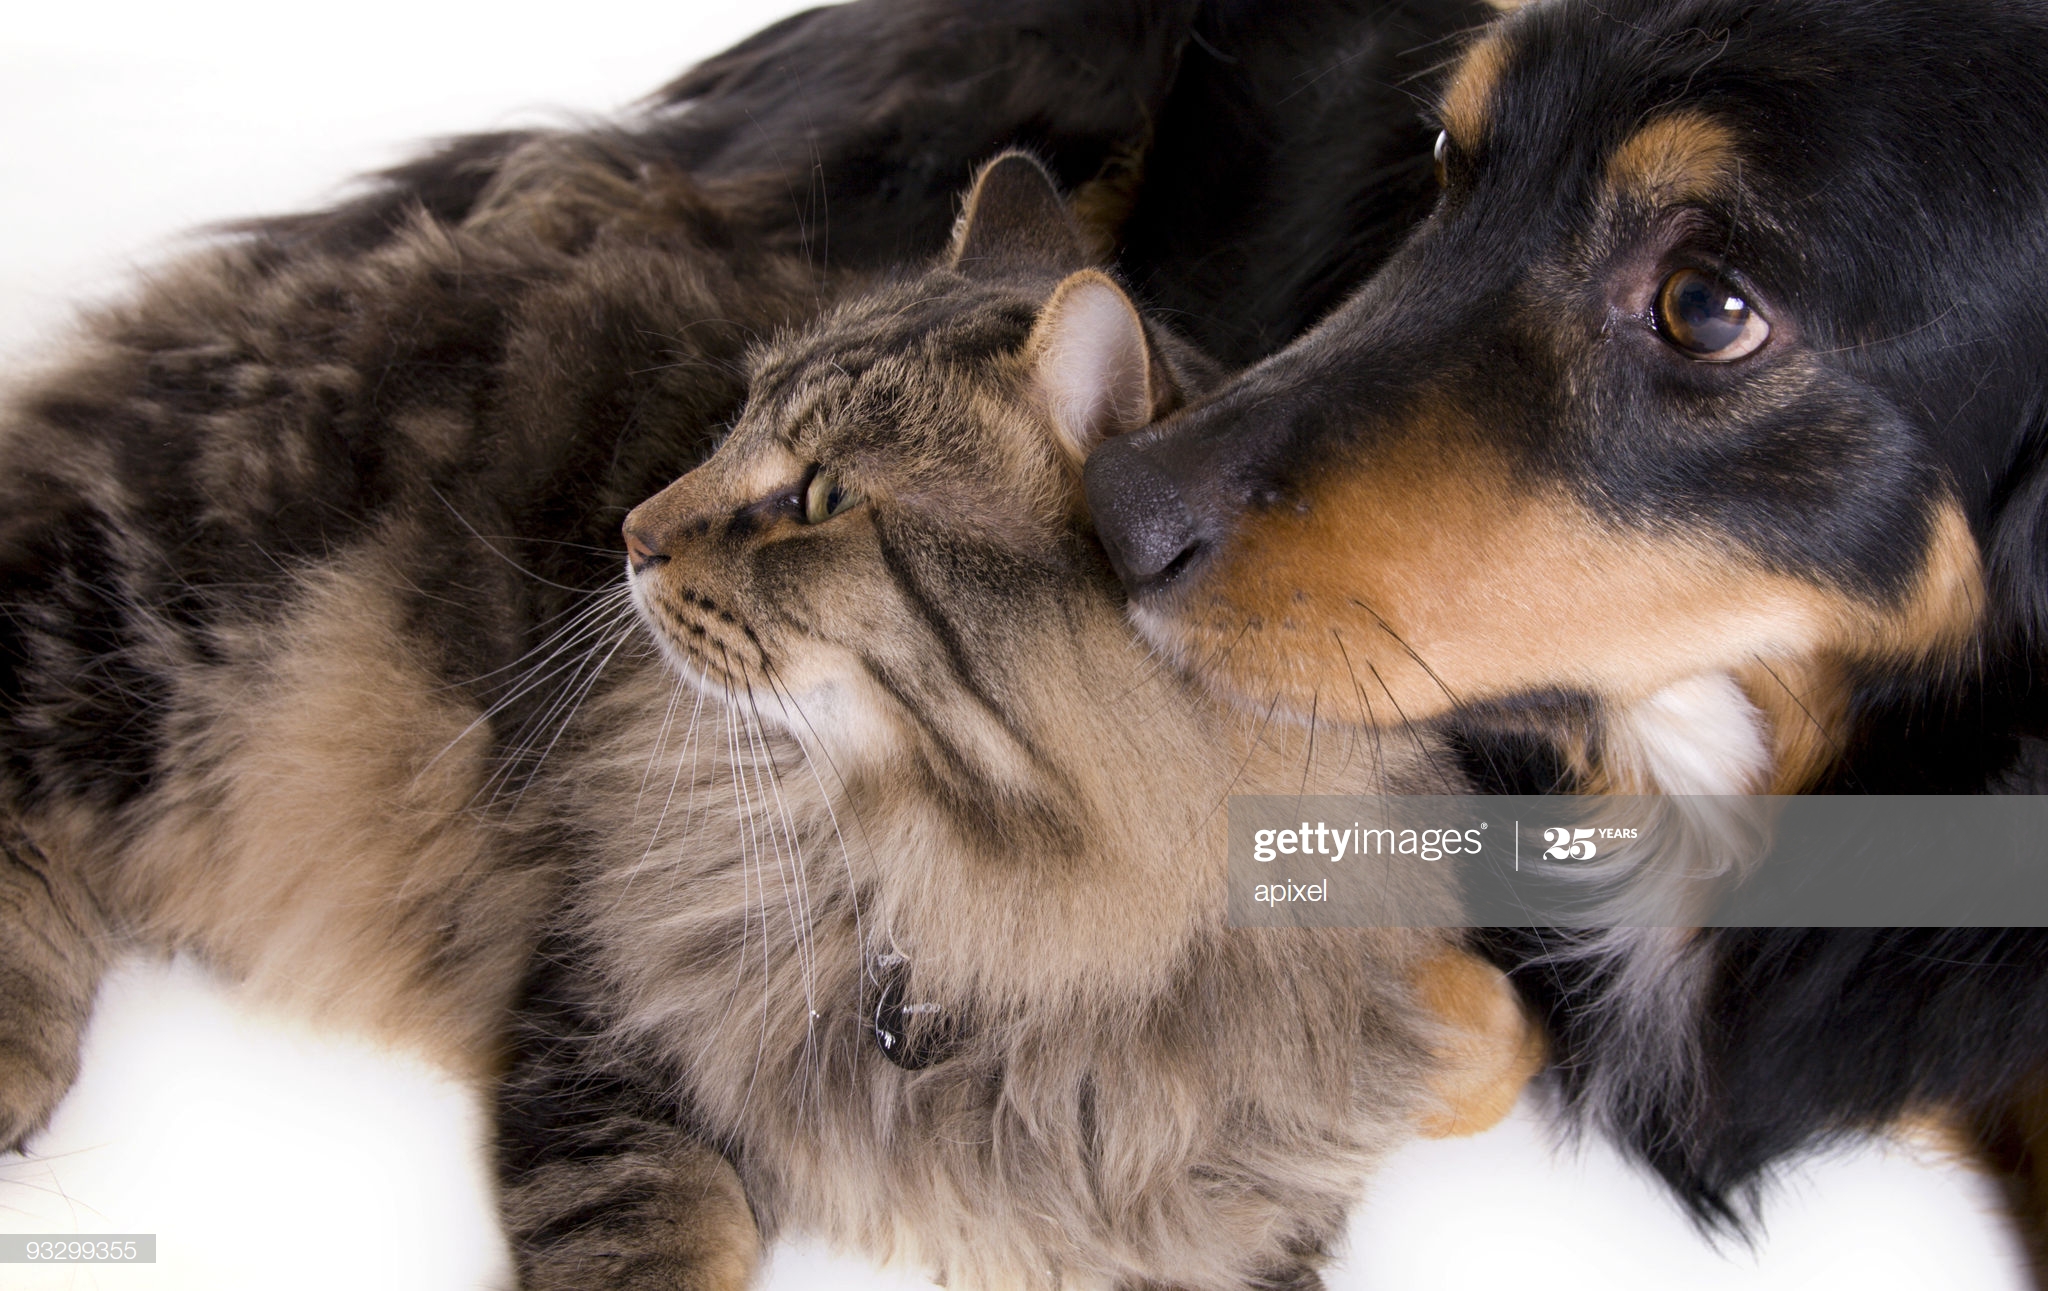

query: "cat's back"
(0, 144), (835, 1092)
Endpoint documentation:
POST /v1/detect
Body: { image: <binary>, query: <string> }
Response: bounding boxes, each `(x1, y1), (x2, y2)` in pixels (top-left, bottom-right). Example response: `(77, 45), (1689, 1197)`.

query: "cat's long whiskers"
(733, 663), (822, 1090)
(479, 592), (640, 769)
(441, 636), (631, 801)
(606, 676), (697, 913)
(648, 678), (710, 845)
(425, 585), (635, 782)
(455, 583), (632, 696)
(1330, 631), (1393, 799)
(683, 694), (757, 1081)
(749, 655), (884, 1114)
(710, 648), (778, 1130)
(733, 687), (822, 1117)
(689, 697), (754, 1066)
(395, 599), (629, 898)
(631, 679), (713, 912)
(756, 658), (868, 1007)
(1188, 690), (1286, 851)
(753, 662), (875, 1113)
(463, 535), (622, 557)
(637, 671), (690, 810)
(673, 682), (711, 858)
(427, 483), (603, 594)
(487, 611), (641, 808)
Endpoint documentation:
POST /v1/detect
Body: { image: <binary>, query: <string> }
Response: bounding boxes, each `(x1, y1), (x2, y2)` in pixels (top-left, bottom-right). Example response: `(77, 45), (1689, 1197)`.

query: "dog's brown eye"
(802, 467), (859, 524)
(1655, 269), (1770, 361)
(1433, 130), (1450, 186)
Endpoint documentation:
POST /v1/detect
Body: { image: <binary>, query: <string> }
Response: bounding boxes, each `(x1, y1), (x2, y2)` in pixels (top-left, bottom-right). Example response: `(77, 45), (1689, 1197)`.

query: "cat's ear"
(948, 151), (1087, 276)
(1027, 270), (1154, 462)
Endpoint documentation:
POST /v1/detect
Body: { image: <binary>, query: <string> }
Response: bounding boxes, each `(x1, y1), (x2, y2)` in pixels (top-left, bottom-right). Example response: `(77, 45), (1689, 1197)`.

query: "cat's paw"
(0, 833), (103, 1154)
(516, 1239), (753, 1291)
(507, 1150), (760, 1291)
(0, 1013), (82, 1154)
(1121, 1264), (1327, 1291)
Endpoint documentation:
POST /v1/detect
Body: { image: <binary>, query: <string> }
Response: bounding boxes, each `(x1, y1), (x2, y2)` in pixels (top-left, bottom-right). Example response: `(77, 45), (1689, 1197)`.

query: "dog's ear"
(1027, 270), (1154, 463)
(948, 151), (1087, 277)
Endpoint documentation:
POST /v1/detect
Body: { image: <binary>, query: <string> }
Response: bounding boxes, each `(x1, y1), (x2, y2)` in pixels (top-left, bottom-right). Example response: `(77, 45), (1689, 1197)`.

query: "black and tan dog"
(1086, 0), (2048, 1274)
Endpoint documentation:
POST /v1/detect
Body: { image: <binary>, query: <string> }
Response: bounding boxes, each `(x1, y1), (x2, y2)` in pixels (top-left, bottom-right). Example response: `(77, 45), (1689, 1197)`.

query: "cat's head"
(621, 153), (1203, 789)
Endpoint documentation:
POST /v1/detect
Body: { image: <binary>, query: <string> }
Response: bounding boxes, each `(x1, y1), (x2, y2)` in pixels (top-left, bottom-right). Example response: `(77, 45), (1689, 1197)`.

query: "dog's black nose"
(1084, 437), (1200, 591)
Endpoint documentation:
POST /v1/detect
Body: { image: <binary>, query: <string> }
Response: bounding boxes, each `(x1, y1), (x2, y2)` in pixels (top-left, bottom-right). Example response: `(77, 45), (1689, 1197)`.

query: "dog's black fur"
(1511, 928), (2048, 1231)
(1116, 0), (1487, 367)
(1085, 0), (2048, 1273)
(251, 0), (1487, 357)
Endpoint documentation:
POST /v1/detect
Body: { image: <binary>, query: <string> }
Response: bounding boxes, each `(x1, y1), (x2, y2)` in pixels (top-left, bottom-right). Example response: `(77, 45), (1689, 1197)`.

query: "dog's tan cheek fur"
(1734, 503), (1983, 792)
(1868, 500), (1985, 661)
(1178, 441), (1840, 720)
(1733, 656), (1856, 794)
(1167, 441), (1984, 749)
(104, 527), (550, 1077)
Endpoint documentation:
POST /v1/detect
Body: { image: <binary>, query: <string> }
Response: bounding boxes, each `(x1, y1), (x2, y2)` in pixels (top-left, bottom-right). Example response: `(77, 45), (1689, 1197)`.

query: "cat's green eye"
(802, 467), (859, 524)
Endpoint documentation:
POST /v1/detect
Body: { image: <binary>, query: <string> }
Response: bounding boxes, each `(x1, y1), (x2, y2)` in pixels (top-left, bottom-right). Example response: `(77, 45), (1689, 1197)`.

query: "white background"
(0, 3), (2027, 1288)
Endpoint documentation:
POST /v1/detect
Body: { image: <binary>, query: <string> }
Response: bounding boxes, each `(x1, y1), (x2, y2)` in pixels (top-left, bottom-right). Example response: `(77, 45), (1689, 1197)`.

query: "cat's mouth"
(628, 567), (902, 761)
(628, 570), (773, 700)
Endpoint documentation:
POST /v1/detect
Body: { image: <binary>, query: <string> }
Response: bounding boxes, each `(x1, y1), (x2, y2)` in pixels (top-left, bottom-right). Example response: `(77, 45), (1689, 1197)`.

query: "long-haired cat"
(0, 0), (1199, 1153)
(495, 152), (1538, 1291)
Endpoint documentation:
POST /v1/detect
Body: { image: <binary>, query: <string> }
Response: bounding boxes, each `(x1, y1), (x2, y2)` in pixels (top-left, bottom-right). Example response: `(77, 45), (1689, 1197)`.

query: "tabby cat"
(0, 0), (1198, 1152)
(494, 152), (1538, 1291)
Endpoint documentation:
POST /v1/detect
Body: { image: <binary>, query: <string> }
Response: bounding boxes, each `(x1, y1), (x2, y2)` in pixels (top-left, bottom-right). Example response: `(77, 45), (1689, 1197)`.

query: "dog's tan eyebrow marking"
(1605, 111), (1739, 204)
(1438, 31), (1510, 150)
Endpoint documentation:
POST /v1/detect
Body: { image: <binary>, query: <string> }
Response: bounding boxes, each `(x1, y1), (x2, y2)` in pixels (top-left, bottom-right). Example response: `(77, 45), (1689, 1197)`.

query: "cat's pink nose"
(624, 527), (664, 570)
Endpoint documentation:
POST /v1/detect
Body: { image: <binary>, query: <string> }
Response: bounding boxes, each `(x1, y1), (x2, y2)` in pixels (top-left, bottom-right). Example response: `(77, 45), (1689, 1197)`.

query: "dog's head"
(1087, 0), (2048, 790)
